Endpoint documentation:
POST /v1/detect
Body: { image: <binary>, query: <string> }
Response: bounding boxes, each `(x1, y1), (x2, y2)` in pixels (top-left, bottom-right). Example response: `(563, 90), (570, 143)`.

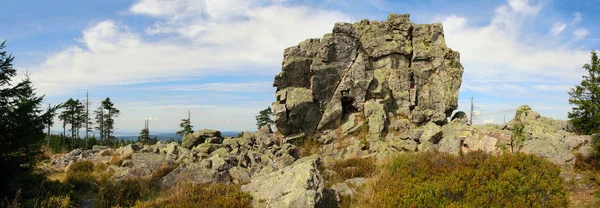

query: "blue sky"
(1, 0), (598, 135)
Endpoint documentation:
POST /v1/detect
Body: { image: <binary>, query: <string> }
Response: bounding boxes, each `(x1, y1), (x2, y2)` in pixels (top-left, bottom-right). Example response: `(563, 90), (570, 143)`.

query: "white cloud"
(550, 23), (566, 35)
(572, 12), (582, 24)
(442, 0), (590, 125)
(483, 119), (495, 124)
(507, 0), (541, 15)
(574, 28), (590, 39)
(533, 84), (573, 92)
(28, 0), (348, 96)
(114, 103), (267, 133)
(136, 82), (274, 92)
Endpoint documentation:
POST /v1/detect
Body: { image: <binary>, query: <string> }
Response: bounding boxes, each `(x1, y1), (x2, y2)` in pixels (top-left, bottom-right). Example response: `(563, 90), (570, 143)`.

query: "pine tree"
(255, 107), (274, 129)
(138, 119), (150, 144)
(101, 97), (119, 143)
(0, 41), (58, 197)
(93, 106), (104, 144)
(568, 50), (600, 134)
(176, 110), (194, 137)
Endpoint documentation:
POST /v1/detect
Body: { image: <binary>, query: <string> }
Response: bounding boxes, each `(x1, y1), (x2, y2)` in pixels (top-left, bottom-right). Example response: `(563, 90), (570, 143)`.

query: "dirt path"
(562, 169), (598, 207)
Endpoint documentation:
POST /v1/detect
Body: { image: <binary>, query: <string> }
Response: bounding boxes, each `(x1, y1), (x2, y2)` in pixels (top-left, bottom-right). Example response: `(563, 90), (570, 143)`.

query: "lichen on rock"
(272, 13), (463, 139)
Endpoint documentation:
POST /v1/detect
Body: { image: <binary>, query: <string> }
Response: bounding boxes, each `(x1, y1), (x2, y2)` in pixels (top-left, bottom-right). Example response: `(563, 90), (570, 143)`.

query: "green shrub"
(365, 151), (567, 207)
(65, 161), (97, 193)
(134, 183), (252, 208)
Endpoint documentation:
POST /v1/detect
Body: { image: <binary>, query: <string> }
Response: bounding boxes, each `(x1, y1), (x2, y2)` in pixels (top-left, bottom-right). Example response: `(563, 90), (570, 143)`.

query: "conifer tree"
(255, 107), (274, 129)
(568, 50), (600, 134)
(176, 110), (194, 137)
(0, 41), (58, 197)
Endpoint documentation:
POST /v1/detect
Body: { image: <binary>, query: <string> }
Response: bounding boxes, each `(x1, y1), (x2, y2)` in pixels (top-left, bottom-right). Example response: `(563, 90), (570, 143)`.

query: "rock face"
(272, 13), (463, 138)
(241, 155), (325, 208)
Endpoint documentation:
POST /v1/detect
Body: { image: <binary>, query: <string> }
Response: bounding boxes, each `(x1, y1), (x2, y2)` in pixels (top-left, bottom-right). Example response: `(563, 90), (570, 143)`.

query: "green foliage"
(138, 127), (150, 144)
(94, 97), (120, 144)
(58, 98), (86, 149)
(511, 105), (530, 152)
(0, 40), (60, 202)
(366, 151), (567, 207)
(176, 118), (194, 138)
(569, 50), (600, 135)
(1, 173), (70, 208)
(65, 161), (97, 193)
(255, 106), (274, 129)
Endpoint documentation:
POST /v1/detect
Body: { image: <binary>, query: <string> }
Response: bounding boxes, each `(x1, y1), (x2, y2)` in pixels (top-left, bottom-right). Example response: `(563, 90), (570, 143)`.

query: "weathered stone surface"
(504, 106), (593, 165)
(116, 144), (141, 158)
(273, 13), (463, 138)
(182, 129), (222, 149)
(159, 162), (231, 188)
(242, 155), (325, 208)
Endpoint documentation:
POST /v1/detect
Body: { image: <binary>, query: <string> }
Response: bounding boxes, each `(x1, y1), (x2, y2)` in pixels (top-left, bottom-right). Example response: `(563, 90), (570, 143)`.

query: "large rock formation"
(272, 13), (463, 139)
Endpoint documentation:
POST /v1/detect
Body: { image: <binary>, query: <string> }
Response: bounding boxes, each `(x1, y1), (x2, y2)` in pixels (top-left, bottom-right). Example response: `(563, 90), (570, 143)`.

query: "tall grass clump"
(365, 151), (567, 207)
(134, 183), (252, 208)
(322, 157), (376, 188)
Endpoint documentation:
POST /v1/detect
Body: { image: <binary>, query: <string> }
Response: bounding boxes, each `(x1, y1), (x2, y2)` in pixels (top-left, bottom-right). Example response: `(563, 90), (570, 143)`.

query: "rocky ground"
(45, 106), (597, 207)
(45, 13), (599, 207)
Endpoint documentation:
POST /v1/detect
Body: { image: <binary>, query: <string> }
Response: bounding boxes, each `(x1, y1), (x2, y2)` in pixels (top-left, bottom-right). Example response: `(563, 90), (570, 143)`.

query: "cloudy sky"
(1, 0), (598, 135)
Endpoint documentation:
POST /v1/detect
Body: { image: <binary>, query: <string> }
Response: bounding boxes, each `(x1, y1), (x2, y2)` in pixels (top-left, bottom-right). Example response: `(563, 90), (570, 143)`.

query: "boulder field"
(48, 13), (595, 208)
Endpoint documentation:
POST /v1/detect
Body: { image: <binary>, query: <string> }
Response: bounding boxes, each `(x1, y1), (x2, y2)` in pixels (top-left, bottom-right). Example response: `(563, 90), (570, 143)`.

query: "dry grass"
(321, 157), (376, 188)
(109, 154), (124, 166)
(47, 171), (67, 183)
(40, 195), (72, 208)
(97, 177), (154, 208)
(133, 183), (252, 208)
(563, 169), (599, 207)
(299, 137), (321, 157)
(151, 163), (179, 181)
(100, 149), (113, 156)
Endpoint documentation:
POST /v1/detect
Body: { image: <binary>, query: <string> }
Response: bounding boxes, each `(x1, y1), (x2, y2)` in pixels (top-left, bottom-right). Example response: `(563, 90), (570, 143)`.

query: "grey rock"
(182, 129), (221, 149)
(159, 162), (231, 188)
(273, 13), (463, 139)
(242, 155), (325, 208)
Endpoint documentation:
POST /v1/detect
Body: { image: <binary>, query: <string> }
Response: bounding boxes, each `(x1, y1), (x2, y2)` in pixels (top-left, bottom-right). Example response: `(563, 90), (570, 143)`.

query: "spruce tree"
(0, 41), (57, 197)
(101, 97), (119, 143)
(568, 50), (600, 134)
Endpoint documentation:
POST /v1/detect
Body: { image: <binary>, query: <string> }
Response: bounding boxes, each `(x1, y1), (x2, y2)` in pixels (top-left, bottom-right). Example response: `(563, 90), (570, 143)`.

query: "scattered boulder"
(242, 155), (325, 208)
(159, 162), (231, 188)
(182, 129), (222, 149)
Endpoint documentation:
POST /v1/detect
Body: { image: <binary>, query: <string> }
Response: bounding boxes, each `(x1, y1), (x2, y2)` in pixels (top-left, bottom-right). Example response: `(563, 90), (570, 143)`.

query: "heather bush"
(365, 151), (567, 207)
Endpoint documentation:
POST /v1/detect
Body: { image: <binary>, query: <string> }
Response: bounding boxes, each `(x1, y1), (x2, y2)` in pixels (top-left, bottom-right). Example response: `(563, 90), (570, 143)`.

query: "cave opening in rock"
(342, 96), (358, 114)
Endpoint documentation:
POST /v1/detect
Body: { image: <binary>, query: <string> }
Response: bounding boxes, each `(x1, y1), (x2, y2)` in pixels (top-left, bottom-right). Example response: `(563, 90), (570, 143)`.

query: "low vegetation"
(358, 151), (567, 207)
(134, 183), (252, 208)
(322, 157), (376, 188)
